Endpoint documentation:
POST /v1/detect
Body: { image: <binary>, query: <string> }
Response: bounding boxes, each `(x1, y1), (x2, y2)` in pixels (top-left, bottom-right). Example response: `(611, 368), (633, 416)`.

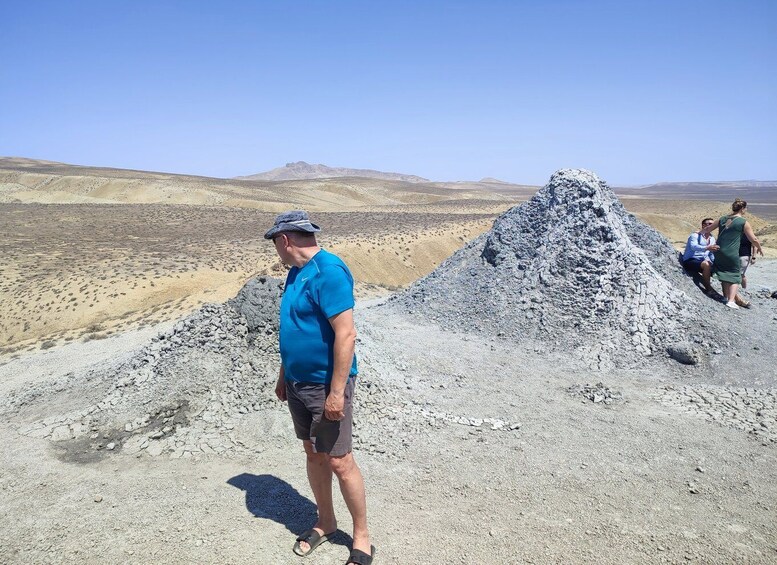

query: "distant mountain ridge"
(235, 161), (429, 183)
(623, 180), (777, 190)
(479, 177), (510, 184)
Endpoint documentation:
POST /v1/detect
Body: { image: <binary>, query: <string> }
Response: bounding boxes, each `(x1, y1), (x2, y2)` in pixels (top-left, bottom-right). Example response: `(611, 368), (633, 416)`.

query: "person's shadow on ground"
(677, 253), (723, 302)
(227, 473), (352, 549)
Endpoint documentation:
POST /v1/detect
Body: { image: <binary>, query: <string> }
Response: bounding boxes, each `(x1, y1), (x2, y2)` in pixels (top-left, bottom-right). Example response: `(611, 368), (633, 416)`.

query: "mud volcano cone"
(393, 169), (704, 365)
(17, 277), (285, 458)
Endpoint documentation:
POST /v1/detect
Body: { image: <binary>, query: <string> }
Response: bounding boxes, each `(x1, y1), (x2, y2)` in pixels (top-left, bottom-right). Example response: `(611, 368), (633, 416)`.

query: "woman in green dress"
(700, 198), (763, 309)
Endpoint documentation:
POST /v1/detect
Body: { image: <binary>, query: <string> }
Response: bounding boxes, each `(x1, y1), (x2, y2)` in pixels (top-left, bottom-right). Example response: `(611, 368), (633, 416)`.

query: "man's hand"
(757, 248), (764, 257)
(275, 374), (287, 402)
(326, 309), (355, 421)
(324, 391), (345, 421)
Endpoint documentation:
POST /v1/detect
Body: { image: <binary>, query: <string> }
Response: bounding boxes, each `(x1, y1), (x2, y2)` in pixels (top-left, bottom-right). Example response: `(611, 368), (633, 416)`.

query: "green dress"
(713, 215), (745, 284)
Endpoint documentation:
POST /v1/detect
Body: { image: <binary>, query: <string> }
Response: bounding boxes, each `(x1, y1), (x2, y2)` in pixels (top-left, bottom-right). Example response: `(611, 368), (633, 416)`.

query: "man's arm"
(681, 234), (695, 261)
(324, 309), (357, 421)
(683, 234), (710, 261)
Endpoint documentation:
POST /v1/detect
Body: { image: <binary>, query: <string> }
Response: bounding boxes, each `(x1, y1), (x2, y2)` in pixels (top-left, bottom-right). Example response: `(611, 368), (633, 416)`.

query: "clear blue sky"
(1, 1), (775, 184)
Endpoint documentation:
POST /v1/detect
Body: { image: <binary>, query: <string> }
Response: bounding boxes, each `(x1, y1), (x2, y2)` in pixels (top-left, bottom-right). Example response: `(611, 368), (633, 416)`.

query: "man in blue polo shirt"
(265, 211), (374, 565)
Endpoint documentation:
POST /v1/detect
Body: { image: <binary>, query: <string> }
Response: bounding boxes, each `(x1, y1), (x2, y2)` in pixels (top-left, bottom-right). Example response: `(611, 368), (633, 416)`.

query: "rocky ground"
(0, 171), (775, 564)
(0, 278), (775, 564)
(0, 266), (774, 564)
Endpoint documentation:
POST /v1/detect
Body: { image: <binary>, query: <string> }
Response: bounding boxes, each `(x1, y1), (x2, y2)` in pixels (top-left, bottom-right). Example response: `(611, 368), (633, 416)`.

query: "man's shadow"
(227, 473), (352, 548)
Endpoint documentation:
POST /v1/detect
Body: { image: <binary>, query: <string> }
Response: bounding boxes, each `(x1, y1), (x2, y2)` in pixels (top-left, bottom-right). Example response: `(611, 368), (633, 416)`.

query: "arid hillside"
(1, 158), (774, 356)
(0, 204), (497, 353)
(619, 197), (774, 250)
(235, 160), (430, 183)
(617, 181), (777, 222)
(1, 170), (775, 565)
(0, 157), (510, 210)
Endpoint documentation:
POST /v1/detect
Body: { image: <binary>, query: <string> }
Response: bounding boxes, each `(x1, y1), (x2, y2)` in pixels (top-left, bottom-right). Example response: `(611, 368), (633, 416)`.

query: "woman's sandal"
(345, 544), (376, 565)
(734, 296), (752, 309)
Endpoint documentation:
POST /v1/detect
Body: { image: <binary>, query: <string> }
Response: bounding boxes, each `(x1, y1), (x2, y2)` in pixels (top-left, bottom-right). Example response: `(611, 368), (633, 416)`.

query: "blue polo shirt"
(280, 249), (358, 384)
(681, 233), (716, 263)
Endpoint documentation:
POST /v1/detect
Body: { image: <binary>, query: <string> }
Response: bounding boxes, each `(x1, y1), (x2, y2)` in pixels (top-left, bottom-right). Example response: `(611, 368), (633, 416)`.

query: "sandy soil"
(2, 160), (774, 354)
(619, 198), (774, 254)
(2, 199), (773, 356)
(616, 182), (777, 223)
(0, 158), (511, 210)
(0, 204), (497, 354)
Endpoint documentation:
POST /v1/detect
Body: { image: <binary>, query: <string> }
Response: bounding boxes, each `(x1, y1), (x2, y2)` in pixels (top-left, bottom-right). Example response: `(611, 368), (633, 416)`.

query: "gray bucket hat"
(264, 210), (321, 239)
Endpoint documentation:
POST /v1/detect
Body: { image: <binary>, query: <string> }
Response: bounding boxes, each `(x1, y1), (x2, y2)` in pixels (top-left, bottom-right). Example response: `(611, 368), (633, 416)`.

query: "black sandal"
(345, 544), (376, 565)
(293, 528), (333, 557)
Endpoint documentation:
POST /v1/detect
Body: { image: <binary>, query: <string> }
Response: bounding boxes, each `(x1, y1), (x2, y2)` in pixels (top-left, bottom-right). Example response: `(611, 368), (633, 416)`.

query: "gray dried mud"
(0, 170), (776, 564)
(388, 169), (725, 368)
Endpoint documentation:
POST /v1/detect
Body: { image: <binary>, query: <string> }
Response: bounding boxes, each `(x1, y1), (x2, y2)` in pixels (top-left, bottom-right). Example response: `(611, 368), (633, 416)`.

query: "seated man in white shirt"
(681, 217), (719, 295)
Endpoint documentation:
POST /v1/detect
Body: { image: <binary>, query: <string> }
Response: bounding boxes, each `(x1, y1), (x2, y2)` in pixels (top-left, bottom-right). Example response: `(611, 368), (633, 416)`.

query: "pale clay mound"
(6, 277), (519, 460)
(389, 168), (722, 367)
(8, 278), (284, 458)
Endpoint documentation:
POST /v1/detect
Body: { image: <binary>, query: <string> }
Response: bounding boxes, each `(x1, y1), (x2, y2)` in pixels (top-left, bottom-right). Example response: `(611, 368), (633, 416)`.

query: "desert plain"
(1, 158), (776, 564)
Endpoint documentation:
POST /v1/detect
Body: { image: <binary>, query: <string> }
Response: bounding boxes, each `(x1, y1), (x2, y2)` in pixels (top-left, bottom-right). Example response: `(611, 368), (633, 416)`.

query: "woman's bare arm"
(744, 221), (763, 256)
(700, 219), (720, 236)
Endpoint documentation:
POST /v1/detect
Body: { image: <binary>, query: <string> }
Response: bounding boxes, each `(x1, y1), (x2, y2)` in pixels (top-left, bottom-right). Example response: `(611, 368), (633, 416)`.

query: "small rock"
(94, 495), (103, 503)
(667, 343), (700, 365)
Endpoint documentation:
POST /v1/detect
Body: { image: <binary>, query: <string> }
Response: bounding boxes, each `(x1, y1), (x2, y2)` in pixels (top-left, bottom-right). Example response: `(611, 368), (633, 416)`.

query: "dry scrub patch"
(0, 204), (498, 350)
(621, 198), (774, 254)
(0, 159), (515, 211)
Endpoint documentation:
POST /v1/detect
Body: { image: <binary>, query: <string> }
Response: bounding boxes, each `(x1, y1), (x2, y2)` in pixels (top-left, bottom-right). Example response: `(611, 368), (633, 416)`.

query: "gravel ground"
(0, 171), (775, 563)
(0, 271), (775, 564)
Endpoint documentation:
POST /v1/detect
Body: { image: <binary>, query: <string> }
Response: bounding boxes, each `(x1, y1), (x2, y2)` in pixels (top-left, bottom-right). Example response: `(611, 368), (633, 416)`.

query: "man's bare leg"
(298, 440), (337, 553)
(700, 261), (713, 291)
(329, 452), (371, 561)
